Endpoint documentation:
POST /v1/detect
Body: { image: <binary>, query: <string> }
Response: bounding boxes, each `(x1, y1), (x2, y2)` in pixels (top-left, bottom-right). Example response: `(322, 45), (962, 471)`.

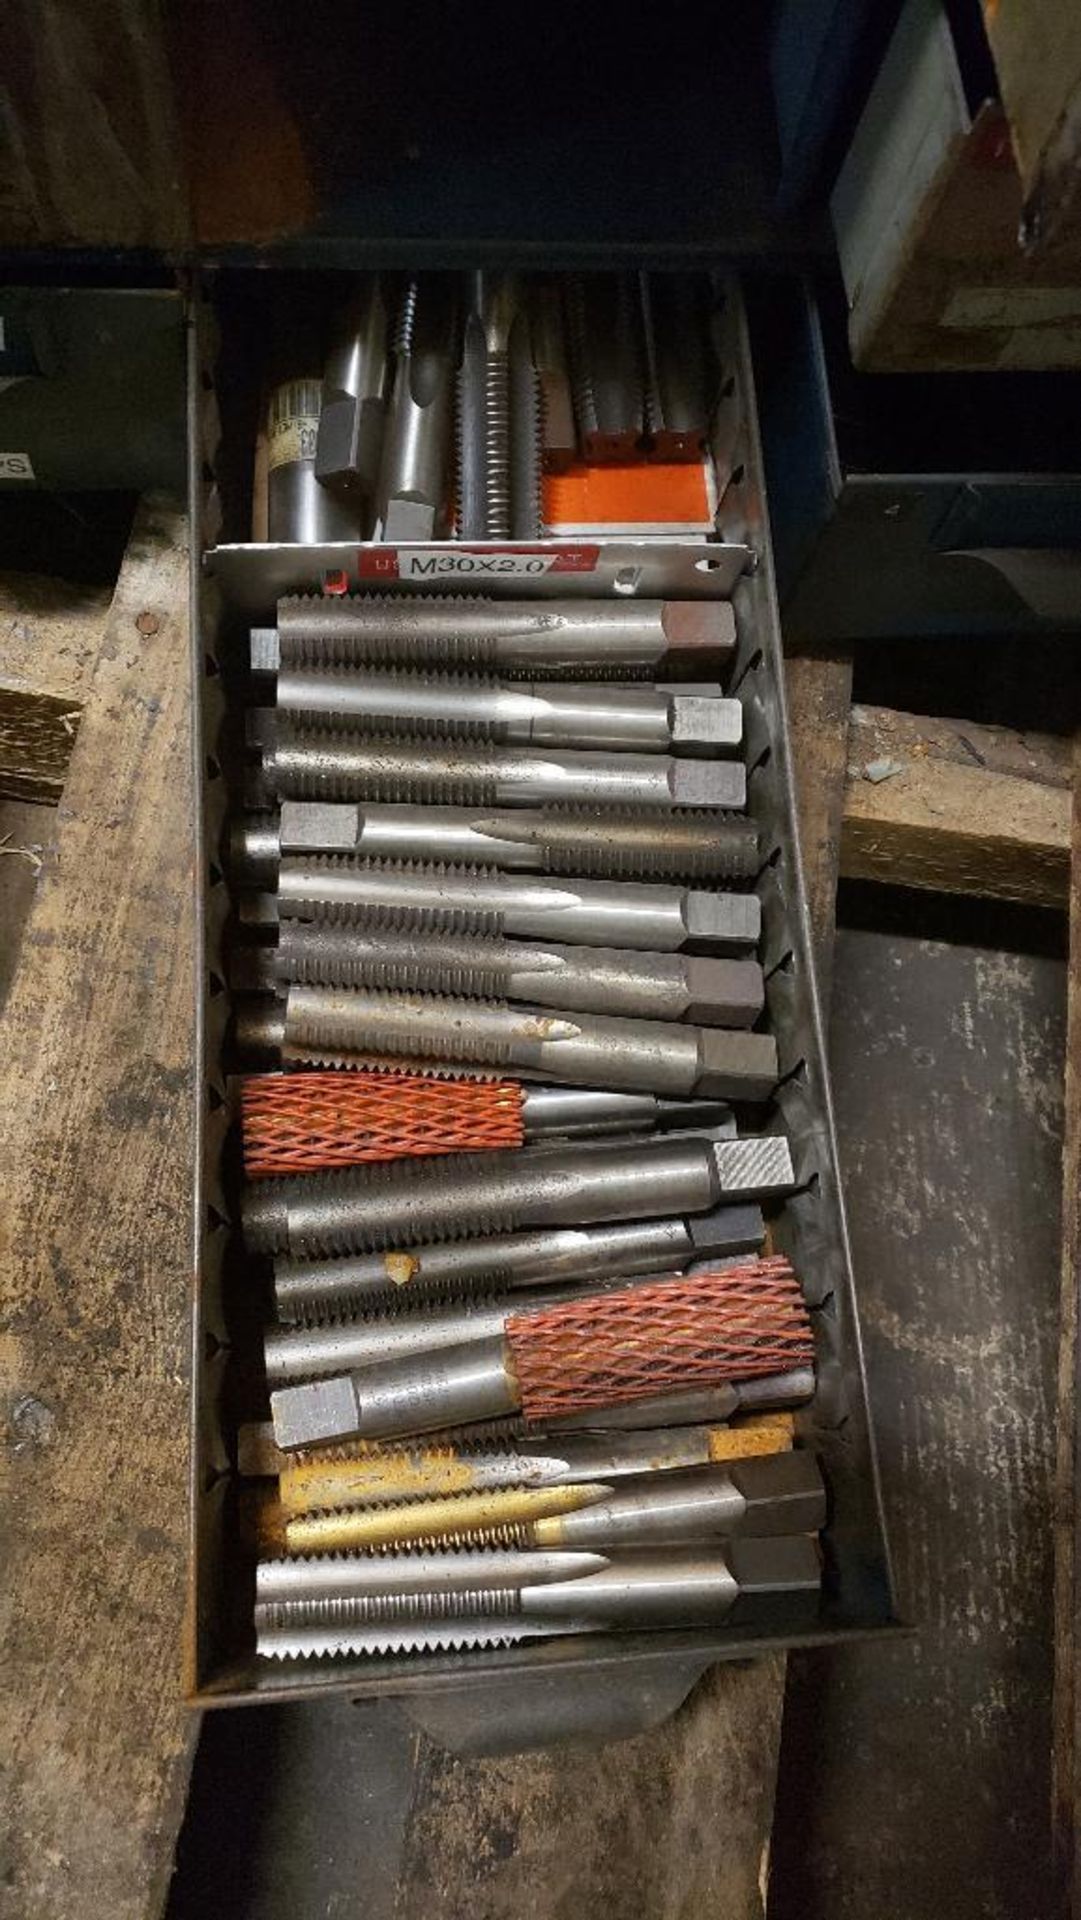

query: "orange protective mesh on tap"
(242, 1070), (524, 1177)
(505, 1257), (812, 1423)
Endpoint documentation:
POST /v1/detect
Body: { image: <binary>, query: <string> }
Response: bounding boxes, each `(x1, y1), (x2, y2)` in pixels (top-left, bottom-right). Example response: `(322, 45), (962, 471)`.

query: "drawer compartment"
(185, 271), (897, 1744)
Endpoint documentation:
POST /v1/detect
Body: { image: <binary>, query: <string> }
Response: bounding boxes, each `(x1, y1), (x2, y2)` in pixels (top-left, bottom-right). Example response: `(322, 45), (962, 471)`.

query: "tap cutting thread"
(258, 1588), (521, 1628)
(263, 594), (738, 679)
(285, 1481), (607, 1553)
(273, 855), (761, 954)
(239, 801), (760, 884)
(264, 723), (746, 812)
(483, 354), (511, 536)
(272, 982), (779, 1101)
(271, 919), (765, 1025)
(242, 1131), (794, 1259)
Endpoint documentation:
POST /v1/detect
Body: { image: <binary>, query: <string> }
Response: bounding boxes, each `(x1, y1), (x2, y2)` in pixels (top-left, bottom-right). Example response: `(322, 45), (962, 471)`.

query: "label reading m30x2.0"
(267, 380), (321, 472)
(357, 545), (601, 581)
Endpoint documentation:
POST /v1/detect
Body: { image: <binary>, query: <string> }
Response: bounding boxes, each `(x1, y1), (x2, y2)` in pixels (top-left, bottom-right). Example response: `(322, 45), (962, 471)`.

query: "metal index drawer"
(184, 273), (898, 1750)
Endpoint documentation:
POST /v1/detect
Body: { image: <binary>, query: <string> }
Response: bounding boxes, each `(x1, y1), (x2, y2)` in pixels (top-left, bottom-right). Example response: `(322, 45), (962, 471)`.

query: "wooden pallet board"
(841, 704), (1071, 909)
(0, 498), (196, 1920)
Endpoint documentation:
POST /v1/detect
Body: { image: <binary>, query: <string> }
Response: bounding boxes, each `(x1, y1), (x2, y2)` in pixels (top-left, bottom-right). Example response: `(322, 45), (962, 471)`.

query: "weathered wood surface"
(1053, 733), (1081, 1911)
(0, 571), (112, 687)
(784, 650), (854, 999)
(841, 703), (1071, 909)
(0, 498), (196, 1920)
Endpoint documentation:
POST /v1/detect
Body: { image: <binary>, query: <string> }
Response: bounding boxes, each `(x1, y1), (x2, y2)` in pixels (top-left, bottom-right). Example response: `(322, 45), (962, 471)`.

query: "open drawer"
(185, 272), (898, 1749)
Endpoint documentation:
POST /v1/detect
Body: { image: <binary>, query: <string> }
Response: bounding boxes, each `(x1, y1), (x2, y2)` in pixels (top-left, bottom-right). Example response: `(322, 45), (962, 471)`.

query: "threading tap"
(275, 1412), (799, 1512)
(280, 1454), (826, 1555)
(269, 856), (761, 954)
(255, 1538), (823, 1659)
(313, 277), (391, 530)
(261, 722), (747, 813)
(374, 276), (457, 541)
(270, 1200), (768, 1322)
(242, 1129), (795, 1261)
(565, 273), (644, 461)
(268, 981), (780, 1100)
(268, 1258), (812, 1447)
(267, 918), (765, 1026)
(267, 669), (742, 758)
(254, 595), (738, 680)
(231, 799), (760, 888)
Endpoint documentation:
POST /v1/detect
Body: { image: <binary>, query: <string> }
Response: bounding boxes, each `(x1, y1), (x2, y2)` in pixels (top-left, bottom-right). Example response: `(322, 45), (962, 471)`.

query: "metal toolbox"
(185, 274), (898, 1749)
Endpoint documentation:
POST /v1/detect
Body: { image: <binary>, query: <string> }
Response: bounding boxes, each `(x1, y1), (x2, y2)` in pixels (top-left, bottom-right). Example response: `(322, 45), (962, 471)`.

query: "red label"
(356, 549), (401, 579)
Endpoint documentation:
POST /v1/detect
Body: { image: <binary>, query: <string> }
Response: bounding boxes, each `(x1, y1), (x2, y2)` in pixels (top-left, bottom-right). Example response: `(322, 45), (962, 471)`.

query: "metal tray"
(185, 275), (899, 1751)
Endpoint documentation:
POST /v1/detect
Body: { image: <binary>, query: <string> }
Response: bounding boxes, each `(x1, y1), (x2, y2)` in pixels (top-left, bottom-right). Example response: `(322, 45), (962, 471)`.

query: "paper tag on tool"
(267, 380), (321, 472)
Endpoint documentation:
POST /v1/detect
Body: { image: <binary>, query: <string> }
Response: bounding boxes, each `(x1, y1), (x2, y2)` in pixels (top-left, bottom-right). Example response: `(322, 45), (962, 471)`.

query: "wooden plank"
(846, 703), (1074, 790)
(841, 703), (1072, 908)
(387, 650), (854, 1920)
(1053, 732), (1081, 1910)
(784, 649), (854, 1004)
(0, 497), (196, 1920)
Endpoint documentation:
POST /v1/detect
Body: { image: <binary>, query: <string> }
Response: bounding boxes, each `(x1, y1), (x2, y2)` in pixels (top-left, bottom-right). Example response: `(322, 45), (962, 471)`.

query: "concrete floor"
(167, 881), (1067, 1920)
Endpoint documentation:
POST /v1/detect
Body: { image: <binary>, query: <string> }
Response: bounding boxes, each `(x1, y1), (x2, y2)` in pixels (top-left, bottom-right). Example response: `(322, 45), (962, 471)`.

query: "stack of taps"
(229, 468), (823, 1664)
(259, 271), (721, 546)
